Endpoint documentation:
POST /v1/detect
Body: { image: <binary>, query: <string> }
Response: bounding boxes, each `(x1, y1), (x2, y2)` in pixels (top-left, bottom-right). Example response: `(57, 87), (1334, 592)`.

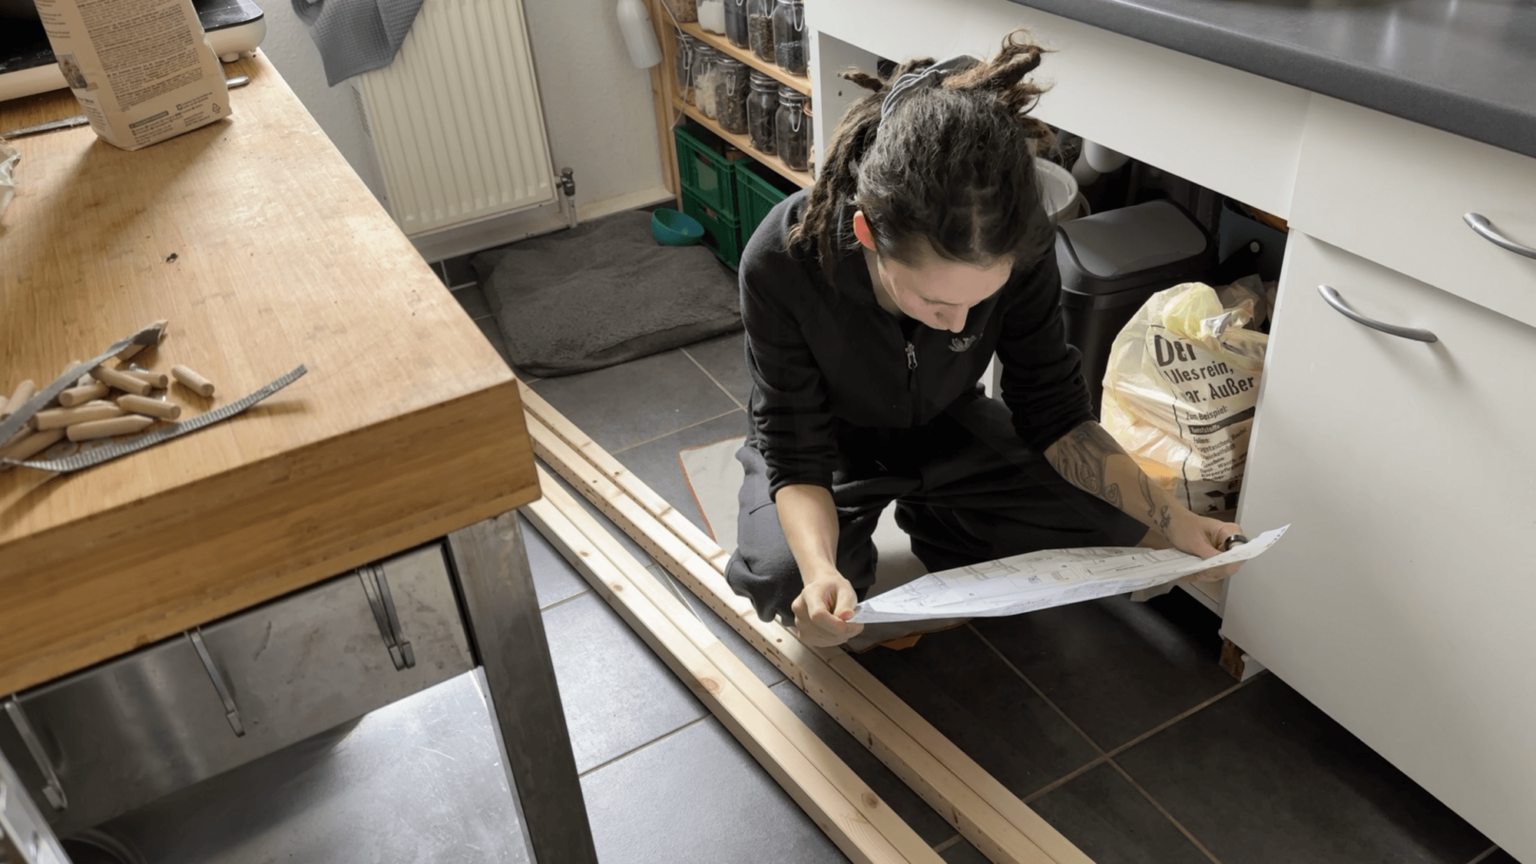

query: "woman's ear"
(852, 210), (877, 251)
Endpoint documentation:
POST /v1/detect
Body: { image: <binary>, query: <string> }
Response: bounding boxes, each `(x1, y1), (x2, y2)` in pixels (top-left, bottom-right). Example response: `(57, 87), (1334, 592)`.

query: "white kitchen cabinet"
(1227, 231), (1536, 860)
(1289, 96), (1536, 329)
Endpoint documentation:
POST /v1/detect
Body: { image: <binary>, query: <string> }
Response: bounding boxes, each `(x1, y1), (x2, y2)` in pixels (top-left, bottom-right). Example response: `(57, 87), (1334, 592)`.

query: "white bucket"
(1035, 157), (1082, 224)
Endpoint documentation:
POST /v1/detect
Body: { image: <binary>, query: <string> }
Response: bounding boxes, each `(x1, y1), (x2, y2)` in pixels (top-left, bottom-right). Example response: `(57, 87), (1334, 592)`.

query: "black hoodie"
(741, 190), (1093, 498)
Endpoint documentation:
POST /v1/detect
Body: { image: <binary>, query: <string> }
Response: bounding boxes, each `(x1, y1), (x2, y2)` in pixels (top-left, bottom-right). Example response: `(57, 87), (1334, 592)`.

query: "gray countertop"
(1012, 0), (1536, 160)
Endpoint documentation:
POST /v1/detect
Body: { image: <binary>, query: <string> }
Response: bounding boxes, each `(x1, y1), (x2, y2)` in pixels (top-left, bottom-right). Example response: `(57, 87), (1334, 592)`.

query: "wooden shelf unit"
(678, 21), (812, 97)
(673, 98), (813, 189)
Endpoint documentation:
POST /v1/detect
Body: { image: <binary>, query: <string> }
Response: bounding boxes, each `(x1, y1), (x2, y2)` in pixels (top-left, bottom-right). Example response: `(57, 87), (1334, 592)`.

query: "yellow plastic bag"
(1100, 278), (1269, 515)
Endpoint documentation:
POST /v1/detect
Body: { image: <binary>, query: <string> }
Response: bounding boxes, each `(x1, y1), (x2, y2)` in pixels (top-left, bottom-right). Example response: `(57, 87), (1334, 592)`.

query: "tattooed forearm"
(1043, 421), (1116, 496)
(1046, 420), (1176, 531)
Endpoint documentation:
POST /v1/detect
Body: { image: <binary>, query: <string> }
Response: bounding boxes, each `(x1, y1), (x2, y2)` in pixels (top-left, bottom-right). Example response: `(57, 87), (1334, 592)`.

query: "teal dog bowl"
(652, 208), (705, 246)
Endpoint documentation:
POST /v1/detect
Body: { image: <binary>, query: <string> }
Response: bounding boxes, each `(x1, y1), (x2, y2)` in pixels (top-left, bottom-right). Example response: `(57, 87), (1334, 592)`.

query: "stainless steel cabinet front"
(0, 543), (474, 836)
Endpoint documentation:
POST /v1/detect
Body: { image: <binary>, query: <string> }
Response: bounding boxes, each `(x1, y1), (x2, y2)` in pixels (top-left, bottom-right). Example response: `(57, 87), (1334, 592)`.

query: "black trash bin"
(1054, 199), (1214, 415)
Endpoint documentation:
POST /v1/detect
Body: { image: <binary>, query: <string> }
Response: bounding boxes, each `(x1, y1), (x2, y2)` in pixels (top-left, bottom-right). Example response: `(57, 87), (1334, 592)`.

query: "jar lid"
(749, 70), (777, 86)
(778, 85), (806, 101)
(694, 44), (719, 57)
(717, 57), (747, 70)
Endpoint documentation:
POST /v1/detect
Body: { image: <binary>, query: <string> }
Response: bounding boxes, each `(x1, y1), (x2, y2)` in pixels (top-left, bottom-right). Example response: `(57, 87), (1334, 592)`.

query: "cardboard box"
(33, 0), (230, 150)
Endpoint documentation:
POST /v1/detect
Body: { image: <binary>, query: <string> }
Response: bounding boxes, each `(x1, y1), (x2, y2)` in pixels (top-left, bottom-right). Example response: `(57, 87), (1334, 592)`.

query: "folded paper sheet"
(852, 525), (1289, 624)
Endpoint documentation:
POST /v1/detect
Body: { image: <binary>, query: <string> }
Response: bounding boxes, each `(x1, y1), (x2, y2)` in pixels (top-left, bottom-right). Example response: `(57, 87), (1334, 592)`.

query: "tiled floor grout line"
(969, 622), (1267, 858)
(680, 345), (747, 411)
(538, 587), (593, 614)
(1107, 759), (1226, 864)
(1101, 674), (1264, 761)
(967, 624), (1109, 753)
(576, 715), (713, 779)
(1021, 754), (1111, 805)
(930, 833), (963, 854)
(1465, 845), (1500, 864)
(608, 407), (745, 456)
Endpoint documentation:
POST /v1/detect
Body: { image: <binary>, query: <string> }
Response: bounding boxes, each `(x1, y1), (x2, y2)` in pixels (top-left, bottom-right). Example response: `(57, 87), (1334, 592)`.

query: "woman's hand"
(1163, 508), (1246, 582)
(791, 568), (864, 647)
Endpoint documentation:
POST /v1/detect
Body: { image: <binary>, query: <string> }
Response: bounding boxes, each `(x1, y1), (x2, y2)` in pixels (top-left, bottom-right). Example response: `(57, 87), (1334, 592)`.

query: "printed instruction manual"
(853, 525), (1289, 624)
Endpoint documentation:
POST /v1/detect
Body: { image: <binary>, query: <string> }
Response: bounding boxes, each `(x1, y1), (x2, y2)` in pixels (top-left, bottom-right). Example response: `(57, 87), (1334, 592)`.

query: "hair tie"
(879, 55), (981, 122)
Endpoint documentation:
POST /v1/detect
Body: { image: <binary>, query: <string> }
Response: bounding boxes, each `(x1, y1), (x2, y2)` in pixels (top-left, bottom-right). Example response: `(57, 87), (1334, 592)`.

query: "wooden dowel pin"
(0, 429), (65, 462)
(58, 382), (110, 407)
(3, 380), (35, 417)
(90, 366), (152, 396)
(171, 365), (215, 397)
(67, 415), (155, 442)
(117, 395), (181, 420)
(122, 368), (170, 389)
(35, 403), (125, 431)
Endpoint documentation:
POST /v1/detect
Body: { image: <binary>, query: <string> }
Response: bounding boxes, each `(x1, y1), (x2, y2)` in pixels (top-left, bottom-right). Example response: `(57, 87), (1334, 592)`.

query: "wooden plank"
(523, 407), (1077, 864)
(675, 98), (813, 188)
(648, 0), (683, 201)
(0, 52), (536, 695)
(680, 21), (812, 96)
(526, 473), (941, 864)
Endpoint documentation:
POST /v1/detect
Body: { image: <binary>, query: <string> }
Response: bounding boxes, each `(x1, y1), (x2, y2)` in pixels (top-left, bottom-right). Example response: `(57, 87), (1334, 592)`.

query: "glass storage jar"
(676, 32), (698, 105)
(714, 57), (750, 135)
(746, 0), (774, 63)
(723, 0), (749, 49)
(746, 70), (778, 154)
(772, 0), (806, 75)
(775, 85), (810, 170)
(692, 44), (721, 118)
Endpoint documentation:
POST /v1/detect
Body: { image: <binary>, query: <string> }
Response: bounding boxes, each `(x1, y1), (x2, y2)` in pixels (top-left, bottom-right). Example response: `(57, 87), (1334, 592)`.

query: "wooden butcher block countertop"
(0, 52), (538, 696)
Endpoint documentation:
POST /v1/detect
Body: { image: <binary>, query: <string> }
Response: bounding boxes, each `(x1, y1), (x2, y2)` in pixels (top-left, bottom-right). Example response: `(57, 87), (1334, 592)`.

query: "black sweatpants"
(725, 395), (1148, 625)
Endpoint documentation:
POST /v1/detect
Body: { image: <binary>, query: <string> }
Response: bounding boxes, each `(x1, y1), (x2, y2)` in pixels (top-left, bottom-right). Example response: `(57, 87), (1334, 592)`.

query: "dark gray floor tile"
(1029, 762), (1208, 864)
(537, 460), (655, 568)
(972, 590), (1234, 749)
(663, 569), (784, 687)
(682, 330), (751, 407)
(613, 409), (748, 532)
(517, 513), (589, 609)
(98, 674), (526, 864)
(582, 717), (849, 864)
(770, 681), (953, 844)
(530, 350), (737, 453)
(452, 283), (490, 320)
(851, 626), (1099, 798)
(939, 838), (990, 863)
(1114, 673), (1491, 864)
(543, 592), (706, 773)
(443, 253), (477, 288)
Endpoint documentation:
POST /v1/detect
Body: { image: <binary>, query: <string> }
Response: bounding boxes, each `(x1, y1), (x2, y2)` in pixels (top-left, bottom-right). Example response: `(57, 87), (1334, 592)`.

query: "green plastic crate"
(675, 123), (740, 217)
(735, 161), (800, 247)
(682, 188), (743, 270)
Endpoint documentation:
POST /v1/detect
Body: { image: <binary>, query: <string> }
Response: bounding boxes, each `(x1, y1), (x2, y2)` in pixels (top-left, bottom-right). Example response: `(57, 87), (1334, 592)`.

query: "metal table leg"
(446, 511), (598, 864)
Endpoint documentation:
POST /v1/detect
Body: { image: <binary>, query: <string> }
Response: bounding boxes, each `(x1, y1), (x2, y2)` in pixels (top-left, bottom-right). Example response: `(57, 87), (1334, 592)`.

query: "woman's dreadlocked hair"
(787, 30), (1055, 284)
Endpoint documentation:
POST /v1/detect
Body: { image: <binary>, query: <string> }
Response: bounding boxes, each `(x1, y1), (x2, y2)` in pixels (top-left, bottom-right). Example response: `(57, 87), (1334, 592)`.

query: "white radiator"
(353, 0), (557, 236)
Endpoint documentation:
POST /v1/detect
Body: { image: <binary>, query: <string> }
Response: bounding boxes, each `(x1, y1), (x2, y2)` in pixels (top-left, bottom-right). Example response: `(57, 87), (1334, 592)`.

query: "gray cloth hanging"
(292, 0), (428, 86)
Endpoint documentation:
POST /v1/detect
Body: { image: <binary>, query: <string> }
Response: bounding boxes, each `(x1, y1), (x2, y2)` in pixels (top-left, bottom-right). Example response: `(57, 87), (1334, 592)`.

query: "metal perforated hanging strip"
(1, 365), (308, 473)
(0, 321), (166, 446)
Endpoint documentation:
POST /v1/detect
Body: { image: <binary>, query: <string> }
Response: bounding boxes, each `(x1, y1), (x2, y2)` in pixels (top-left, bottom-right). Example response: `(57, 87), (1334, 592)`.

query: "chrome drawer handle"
(3, 697), (67, 810)
(359, 565), (415, 671)
(1464, 213), (1536, 260)
(1318, 285), (1438, 343)
(187, 629), (246, 737)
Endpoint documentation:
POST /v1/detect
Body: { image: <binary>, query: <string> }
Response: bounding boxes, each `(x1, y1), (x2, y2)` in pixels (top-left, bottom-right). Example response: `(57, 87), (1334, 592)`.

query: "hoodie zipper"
(905, 341), (917, 370)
